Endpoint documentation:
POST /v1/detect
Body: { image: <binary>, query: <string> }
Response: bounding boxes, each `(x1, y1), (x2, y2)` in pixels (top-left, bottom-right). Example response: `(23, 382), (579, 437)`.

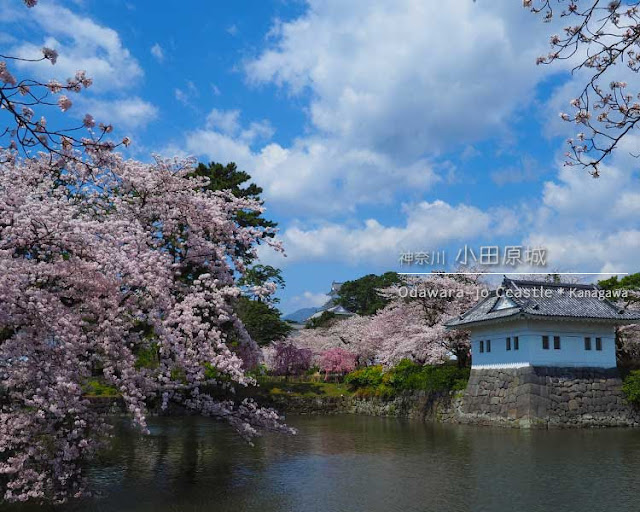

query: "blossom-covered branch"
(0, 1), (126, 165)
(526, 0), (640, 176)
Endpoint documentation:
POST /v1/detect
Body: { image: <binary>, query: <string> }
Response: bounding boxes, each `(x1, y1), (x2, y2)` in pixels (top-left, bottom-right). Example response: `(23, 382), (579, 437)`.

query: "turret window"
(584, 337), (592, 351)
(596, 337), (602, 351)
(554, 336), (561, 350)
(542, 335), (549, 350)
(506, 337), (511, 351)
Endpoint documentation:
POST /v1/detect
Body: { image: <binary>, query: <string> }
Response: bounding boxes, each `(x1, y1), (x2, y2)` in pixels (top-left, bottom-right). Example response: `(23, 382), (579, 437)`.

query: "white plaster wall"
(469, 319), (617, 369)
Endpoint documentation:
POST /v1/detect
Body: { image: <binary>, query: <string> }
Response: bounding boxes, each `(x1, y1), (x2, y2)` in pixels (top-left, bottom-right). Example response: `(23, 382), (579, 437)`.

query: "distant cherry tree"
(526, 0), (640, 176)
(292, 314), (378, 366)
(373, 273), (485, 367)
(269, 343), (313, 376)
(318, 348), (357, 380)
(290, 273), (485, 368)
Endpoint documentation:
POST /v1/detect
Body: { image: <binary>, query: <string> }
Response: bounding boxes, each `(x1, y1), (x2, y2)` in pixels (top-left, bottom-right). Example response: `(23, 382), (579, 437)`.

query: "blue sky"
(2, 0), (639, 314)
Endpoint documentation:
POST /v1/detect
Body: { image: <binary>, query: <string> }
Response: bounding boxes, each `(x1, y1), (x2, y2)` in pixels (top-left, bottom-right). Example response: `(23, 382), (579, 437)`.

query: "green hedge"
(622, 370), (640, 404)
(344, 359), (469, 397)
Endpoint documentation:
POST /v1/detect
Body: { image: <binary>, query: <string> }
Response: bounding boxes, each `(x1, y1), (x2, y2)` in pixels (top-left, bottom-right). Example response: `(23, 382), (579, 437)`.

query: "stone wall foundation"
(458, 366), (640, 428)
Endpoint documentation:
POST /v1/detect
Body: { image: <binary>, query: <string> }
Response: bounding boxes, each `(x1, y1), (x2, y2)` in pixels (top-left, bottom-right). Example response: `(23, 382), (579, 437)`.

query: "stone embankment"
(92, 367), (640, 428)
(264, 391), (458, 421)
(458, 366), (640, 428)
(264, 367), (640, 428)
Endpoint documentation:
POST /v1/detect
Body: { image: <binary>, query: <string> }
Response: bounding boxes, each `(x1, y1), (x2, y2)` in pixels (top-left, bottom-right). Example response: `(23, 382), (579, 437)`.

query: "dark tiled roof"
(446, 277), (640, 328)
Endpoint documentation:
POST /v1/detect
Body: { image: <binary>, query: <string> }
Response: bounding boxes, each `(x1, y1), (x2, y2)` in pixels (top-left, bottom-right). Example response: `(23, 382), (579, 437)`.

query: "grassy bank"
(254, 377), (352, 399)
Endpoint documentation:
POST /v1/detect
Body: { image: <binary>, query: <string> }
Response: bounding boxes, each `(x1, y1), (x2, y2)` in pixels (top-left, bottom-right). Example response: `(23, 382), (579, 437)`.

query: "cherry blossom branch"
(526, 0), (640, 176)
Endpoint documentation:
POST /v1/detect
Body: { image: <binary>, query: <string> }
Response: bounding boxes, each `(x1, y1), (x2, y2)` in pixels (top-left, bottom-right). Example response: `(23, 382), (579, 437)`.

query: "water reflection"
(2, 415), (640, 512)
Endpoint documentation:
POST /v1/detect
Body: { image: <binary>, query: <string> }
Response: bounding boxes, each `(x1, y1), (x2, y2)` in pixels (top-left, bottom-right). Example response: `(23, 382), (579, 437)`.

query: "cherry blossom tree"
(289, 273), (485, 368)
(525, 0), (640, 175)
(269, 343), (313, 376)
(0, 1), (296, 504)
(0, 148), (294, 503)
(373, 273), (486, 367)
(318, 348), (357, 381)
(291, 314), (378, 366)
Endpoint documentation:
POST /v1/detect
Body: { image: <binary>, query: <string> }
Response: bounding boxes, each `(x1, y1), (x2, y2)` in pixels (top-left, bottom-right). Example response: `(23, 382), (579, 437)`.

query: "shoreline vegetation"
(83, 360), (470, 402)
(82, 362), (640, 408)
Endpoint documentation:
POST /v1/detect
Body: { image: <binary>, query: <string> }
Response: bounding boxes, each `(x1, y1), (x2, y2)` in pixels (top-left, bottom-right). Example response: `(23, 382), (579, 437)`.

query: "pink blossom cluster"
(318, 348), (357, 380)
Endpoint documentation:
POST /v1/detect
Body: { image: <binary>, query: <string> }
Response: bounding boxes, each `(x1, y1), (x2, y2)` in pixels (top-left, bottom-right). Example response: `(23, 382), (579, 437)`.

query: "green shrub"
(344, 360), (470, 397)
(134, 343), (159, 370)
(344, 365), (384, 389)
(305, 365), (321, 376)
(84, 379), (119, 397)
(623, 370), (640, 404)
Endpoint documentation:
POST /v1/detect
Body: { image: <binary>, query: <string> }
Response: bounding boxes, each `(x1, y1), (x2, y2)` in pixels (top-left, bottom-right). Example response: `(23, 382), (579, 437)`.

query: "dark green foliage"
(305, 310), (336, 329)
(622, 370), (640, 404)
(189, 161), (277, 263)
(238, 264), (285, 305)
(385, 359), (470, 392)
(337, 272), (401, 315)
(598, 273), (640, 367)
(236, 296), (292, 346)
(344, 360), (469, 397)
(239, 265), (285, 295)
(599, 273), (640, 305)
(134, 343), (160, 370)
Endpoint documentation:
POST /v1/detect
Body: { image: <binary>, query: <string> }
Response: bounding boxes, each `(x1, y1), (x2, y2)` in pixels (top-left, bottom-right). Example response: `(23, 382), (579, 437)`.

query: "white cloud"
(176, 1), (638, 276)
(258, 200), (500, 267)
(523, 136), (640, 274)
(206, 109), (241, 134)
(5, 1), (143, 92)
(150, 43), (164, 62)
(245, 0), (562, 159)
(78, 97), (159, 129)
(179, 1), (570, 217)
(286, 291), (329, 311)
(174, 88), (189, 106)
(491, 155), (541, 186)
(185, 122), (440, 215)
(174, 81), (198, 107)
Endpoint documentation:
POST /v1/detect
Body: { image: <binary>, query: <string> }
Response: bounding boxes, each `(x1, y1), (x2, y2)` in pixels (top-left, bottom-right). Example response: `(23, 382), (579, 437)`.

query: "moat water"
(3, 415), (640, 512)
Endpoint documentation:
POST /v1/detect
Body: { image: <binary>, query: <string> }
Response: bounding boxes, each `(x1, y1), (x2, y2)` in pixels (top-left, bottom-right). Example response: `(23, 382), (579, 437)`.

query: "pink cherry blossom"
(42, 47), (58, 65)
(319, 348), (356, 380)
(82, 113), (95, 128)
(57, 95), (72, 112)
(0, 61), (16, 86)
